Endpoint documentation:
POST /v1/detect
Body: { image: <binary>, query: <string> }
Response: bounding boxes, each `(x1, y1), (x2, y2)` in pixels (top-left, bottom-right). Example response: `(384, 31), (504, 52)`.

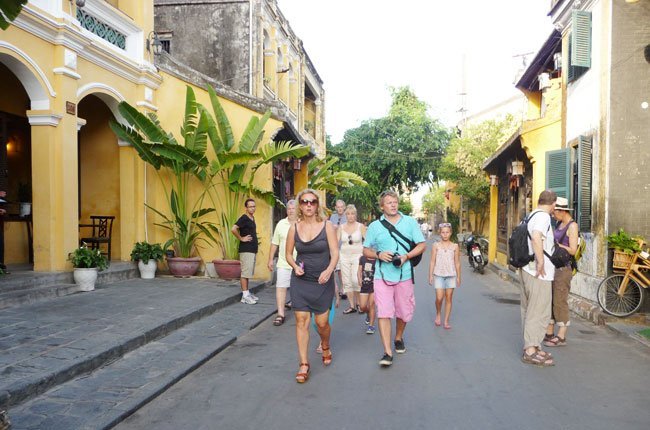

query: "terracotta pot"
(167, 256), (201, 277)
(73, 268), (98, 292)
(138, 259), (158, 279)
(213, 259), (241, 280)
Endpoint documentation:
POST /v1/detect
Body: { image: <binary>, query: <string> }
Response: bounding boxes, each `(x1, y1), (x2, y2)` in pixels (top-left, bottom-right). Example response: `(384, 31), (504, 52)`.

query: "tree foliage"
(439, 114), (519, 233)
(330, 87), (451, 218)
(422, 185), (446, 219)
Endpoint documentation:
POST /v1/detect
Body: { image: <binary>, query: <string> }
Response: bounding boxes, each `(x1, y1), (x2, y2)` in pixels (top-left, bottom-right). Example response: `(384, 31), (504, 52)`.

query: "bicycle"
(597, 249), (650, 317)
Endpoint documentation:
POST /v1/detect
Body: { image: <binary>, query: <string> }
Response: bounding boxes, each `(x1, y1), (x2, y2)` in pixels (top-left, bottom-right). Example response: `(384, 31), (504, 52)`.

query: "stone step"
(0, 284), (80, 310)
(8, 289), (276, 430)
(0, 281), (268, 410)
(0, 262), (138, 309)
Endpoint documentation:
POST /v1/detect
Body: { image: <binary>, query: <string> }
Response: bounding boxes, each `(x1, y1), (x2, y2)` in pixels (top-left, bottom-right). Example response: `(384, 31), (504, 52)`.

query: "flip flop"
(443, 323), (451, 330)
(273, 315), (285, 326)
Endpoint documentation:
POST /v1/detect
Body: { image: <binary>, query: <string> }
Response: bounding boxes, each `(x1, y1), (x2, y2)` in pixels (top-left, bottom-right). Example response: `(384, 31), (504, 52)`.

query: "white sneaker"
(249, 293), (259, 302)
(241, 295), (257, 305)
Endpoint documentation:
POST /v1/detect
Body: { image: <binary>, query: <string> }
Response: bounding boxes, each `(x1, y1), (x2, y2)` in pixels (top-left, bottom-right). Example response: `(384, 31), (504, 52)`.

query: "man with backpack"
(514, 190), (557, 367)
(363, 190), (426, 367)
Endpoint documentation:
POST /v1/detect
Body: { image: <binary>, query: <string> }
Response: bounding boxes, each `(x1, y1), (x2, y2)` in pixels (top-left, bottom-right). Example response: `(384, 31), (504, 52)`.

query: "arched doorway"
(0, 61), (32, 267)
(77, 94), (121, 261)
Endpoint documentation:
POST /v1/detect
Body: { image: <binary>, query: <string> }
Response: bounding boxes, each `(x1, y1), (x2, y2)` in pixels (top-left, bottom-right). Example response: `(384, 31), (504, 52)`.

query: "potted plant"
(130, 241), (164, 279)
(18, 182), (31, 217)
(607, 228), (646, 270)
(110, 87), (219, 277)
(201, 86), (310, 279)
(68, 244), (109, 291)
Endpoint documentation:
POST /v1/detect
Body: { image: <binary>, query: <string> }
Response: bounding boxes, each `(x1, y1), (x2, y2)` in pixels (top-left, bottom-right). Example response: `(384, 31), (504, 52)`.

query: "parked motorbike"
(464, 234), (488, 274)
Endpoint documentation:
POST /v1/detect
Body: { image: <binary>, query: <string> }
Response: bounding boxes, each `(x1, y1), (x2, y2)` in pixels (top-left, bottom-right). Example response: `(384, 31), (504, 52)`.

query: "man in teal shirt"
(363, 190), (426, 367)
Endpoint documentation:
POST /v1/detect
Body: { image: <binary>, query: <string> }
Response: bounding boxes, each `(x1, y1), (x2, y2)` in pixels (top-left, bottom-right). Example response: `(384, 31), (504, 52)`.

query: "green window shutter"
(567, 33), (576, 82)
(571, 10), (591, 68)
(577, 135), (593, 232)
(546, 148), (570, 199)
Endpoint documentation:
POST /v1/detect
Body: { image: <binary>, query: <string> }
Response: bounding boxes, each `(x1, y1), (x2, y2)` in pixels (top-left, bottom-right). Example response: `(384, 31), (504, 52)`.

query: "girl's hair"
(345, 204), (357, 215)
(296, 188), (324, 222)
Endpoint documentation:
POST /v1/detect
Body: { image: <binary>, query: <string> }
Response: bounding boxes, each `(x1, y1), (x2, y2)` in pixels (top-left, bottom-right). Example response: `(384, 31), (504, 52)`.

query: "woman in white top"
(338, 205), (367, 314)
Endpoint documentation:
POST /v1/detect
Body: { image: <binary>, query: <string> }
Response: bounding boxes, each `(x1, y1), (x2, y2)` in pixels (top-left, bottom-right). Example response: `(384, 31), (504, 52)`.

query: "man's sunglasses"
(299, 199), (318, 206)
(439, 223), (451, 228)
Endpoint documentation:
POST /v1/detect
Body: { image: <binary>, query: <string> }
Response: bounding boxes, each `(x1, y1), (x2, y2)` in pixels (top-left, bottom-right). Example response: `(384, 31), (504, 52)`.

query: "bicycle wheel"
(597, 274), (644, 317)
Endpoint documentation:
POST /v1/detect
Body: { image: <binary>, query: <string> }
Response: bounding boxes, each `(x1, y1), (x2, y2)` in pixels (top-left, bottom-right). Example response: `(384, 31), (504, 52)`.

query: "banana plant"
(202, 85), (310, 260)
(308, 155), (367, 193)
(0, 0), (28, 30)
(109, 86), (218, 258)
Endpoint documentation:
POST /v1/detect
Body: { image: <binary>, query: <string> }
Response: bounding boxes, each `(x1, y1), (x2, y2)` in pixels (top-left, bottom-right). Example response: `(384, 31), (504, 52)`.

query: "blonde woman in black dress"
(286, 189), (339, 383)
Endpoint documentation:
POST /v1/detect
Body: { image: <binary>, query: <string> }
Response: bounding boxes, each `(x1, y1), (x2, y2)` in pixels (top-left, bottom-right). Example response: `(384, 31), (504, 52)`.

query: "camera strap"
(379, 219), (415, 280)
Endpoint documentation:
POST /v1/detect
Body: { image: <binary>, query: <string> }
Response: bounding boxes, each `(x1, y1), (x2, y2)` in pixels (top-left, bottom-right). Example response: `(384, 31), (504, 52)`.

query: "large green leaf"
(239, 110), (271, 153)
(0, 0), (28, 30)
(255, 141), (310, 167)
(117, 102), (168, 145)
(207, 86), (235, 152)
(109, 121), (162, 169)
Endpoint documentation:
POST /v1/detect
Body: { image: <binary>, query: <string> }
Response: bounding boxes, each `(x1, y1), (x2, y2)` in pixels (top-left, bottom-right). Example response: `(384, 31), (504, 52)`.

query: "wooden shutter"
(577, 135), (593, 231)
(571, 11), (591, 68)
(546, 148), (570, 199)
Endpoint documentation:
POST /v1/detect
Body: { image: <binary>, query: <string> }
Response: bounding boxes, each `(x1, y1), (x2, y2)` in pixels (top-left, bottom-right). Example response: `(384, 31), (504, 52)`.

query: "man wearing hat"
(544, 196), (579, 348)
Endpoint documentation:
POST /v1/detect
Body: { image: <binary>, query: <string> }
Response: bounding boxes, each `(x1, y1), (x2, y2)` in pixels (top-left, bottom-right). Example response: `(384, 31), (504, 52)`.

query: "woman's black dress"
(290, 223), (335, 314)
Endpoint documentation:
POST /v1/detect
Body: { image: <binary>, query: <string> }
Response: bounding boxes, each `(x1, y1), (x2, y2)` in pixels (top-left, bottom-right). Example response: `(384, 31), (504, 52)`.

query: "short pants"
(373, 279), (415, 322)
(276, 267), (291, 289)
(239, 252), (256, 278)
(434, 275), (456, 289)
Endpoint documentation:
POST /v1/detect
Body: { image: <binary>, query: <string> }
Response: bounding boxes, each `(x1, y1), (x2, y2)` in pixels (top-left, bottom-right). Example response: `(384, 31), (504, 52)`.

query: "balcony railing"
(77, 7), (126, 50)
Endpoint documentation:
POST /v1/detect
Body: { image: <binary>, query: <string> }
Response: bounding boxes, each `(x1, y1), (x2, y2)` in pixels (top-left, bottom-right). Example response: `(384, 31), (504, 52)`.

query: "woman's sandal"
(543, 335), (567, 347)
(295, 363), (310, 383)
(322, 347), (333, 366)
(521, 350), (554, 367)
(273, 315), (285, 326)
(342, 307), (357, 314)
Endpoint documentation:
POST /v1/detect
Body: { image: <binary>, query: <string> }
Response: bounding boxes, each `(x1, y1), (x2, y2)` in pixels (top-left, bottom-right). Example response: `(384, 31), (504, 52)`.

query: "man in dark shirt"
(231, 198), (259, 304)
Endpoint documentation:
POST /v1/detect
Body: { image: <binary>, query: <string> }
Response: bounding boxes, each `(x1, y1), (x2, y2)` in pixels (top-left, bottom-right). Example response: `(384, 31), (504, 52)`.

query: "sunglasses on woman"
(348, 235), (353, 245)
(299, 198), (318, 206)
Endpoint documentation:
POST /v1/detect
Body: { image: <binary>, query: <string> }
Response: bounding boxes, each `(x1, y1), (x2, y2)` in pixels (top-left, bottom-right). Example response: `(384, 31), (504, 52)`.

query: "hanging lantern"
(490, 175), (499, 186)
(511, 161), (524, 176)
(293, 159), (302, 170)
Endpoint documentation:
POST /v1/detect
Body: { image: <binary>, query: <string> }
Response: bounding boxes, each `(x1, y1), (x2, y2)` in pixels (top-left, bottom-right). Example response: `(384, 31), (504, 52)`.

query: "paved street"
(118, 243), (650, 430)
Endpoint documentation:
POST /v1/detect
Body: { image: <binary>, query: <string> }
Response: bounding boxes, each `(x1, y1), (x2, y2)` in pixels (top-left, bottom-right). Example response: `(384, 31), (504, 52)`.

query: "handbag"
(549, 222), (573, 269)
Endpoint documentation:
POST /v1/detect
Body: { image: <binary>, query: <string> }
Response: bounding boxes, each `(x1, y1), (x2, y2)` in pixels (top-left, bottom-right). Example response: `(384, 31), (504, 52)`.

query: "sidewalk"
(0, 275), (276, 428)
(488, 262), (650, 348)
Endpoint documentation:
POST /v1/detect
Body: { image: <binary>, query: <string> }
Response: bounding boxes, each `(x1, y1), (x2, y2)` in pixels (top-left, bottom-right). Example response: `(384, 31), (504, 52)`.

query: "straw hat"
(555, 197), (573, 212)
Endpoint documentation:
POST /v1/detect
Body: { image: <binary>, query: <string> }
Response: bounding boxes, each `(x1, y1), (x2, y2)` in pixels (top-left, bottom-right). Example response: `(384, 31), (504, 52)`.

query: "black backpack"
(508, 211), (547, 268)
(379, 219), (423, 267)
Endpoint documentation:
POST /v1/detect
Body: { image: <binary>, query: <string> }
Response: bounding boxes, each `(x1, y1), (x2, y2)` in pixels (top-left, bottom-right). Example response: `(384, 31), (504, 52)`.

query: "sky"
(277, 0), (555, 144)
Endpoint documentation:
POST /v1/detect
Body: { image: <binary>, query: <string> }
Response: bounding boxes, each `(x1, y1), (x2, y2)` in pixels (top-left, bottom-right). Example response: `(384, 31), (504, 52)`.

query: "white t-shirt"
(522, 210), (555, 282)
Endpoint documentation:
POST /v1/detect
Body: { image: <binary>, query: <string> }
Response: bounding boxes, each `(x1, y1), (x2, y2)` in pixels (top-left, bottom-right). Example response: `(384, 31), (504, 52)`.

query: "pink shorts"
(373, 279), (415, 322)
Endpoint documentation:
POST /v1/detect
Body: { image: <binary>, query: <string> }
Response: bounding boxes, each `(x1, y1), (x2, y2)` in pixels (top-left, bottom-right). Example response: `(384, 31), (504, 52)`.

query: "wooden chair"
(80, 216), (115, 261)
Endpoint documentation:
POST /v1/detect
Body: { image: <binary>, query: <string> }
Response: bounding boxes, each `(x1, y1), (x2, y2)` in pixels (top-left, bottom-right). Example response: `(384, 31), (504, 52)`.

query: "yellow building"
(483, 31), (563, 267)
(0, 0), (324, 280)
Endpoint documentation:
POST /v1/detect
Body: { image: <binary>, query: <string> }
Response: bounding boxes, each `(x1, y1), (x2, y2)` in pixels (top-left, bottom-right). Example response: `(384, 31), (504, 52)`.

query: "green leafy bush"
(606, 229), (645, 254)
(130, 242), (164, 262)
(68, 245), (109, 270)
